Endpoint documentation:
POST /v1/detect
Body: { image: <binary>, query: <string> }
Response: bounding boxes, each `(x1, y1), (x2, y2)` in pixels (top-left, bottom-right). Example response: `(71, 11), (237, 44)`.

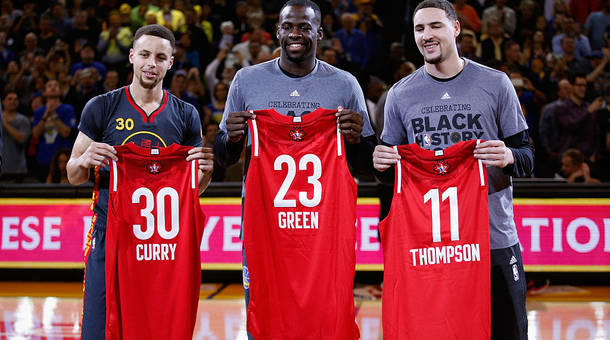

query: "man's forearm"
(213, 130), (245, 168)
(346, 134), (377, 177)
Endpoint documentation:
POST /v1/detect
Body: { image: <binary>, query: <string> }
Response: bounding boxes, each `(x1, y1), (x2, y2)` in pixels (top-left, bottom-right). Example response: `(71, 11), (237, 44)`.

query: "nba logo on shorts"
(512, 264), (519, 281)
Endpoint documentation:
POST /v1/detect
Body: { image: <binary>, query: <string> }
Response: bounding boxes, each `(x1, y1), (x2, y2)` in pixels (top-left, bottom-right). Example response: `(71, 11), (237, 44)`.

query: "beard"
(424, 54), (442, 64)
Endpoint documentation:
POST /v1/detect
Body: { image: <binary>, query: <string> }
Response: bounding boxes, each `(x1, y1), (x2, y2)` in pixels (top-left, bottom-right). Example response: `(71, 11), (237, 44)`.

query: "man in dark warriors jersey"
(67, 24), (213, 339)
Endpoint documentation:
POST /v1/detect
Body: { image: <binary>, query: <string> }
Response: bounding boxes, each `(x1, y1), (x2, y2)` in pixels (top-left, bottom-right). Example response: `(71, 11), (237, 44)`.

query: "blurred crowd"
(0, 0), (608, 184)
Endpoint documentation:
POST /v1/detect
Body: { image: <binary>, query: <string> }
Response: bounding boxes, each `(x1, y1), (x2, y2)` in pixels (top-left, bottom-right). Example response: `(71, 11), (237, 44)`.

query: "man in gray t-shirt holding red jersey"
(373, 1), (533, 339)
(214, 0), (376, 338)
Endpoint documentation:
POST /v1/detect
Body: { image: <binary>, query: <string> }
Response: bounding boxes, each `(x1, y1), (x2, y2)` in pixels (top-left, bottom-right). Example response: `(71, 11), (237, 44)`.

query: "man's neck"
(4, 109), (16, 119)
(425, 55), (464, 79)
(129, 83), (164, 105)
(278, 56), (315, 77)
(46, 97), (60, 106)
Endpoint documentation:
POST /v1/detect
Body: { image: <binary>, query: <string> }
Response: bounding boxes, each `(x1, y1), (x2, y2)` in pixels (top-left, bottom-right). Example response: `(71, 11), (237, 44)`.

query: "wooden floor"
(0, 282), (608, 339)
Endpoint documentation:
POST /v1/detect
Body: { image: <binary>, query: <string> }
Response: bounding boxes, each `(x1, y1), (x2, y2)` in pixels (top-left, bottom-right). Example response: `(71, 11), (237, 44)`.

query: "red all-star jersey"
(244, 108), (359, 339)
(106, 143), (204, 340)
(379, 140), (490, 340)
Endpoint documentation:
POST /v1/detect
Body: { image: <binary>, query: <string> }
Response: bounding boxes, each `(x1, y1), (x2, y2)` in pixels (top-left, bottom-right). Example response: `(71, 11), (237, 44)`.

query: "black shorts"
(491, 243), (528, 340)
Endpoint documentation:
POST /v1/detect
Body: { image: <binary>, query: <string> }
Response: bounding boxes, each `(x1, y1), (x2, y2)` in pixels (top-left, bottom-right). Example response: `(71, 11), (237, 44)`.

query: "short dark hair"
(563, 148), (584, 165)
(414, 0), (458, 22)
(280, 0), (322, 23)
(568, 72), (586, 85)
(134, 24), (176, 50)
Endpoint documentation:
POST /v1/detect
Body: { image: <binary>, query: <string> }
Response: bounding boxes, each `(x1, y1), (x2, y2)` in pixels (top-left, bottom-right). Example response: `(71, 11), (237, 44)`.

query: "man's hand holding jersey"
(373, 145), (400, 171)
(226, 111), (254, 143)
(336, 107), (363, 144)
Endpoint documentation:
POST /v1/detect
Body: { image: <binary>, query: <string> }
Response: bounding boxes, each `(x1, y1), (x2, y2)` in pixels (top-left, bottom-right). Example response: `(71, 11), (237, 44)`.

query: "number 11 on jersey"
(424, 187), (459, 242)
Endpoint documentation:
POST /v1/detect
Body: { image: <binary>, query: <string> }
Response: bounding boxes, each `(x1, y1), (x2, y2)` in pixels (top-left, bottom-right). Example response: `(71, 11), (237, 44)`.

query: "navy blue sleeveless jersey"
(79, 86), (203, 231)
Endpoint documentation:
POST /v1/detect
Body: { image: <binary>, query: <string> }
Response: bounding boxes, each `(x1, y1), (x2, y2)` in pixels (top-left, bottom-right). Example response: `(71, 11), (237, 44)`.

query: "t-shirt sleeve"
(219, 71), (244, 133)
(380, 86), (407, 145)
(79, 95), (107, 141)
(496, 73), (528, 139)
(183, 104), (203, 147)
(345, 73), (375, 138)
(60, 104), (77, 128)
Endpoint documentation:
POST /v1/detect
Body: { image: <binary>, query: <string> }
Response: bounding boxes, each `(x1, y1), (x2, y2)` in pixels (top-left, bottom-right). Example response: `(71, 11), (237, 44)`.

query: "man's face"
(206, 124), (219, 142)
(561, 155), (579, 176)
(129, 35), (174, 89)
(277, 5), (320, 65)
(488, 20), (502, 37)
(506, 43), (521, 63)
(322, 48), (337, 65)
(562, 37), (575, 54)
(44, 80), (61, 98)
(460, 35), (474, 54)
(105, 71), (119, 87)
(341, 14), (355, 31)
(572, 77), (587, 100)
(557, 79), (572, 100)
(81, 46), (94, 63)
(2, 93), (18, 111)
(413, 8), (459, 65)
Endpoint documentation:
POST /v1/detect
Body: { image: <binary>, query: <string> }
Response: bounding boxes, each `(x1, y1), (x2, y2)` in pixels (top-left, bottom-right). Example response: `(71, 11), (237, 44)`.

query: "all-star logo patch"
(289, 126), (306, 142)
(433, 159), (451, 175)
(146, 160), (163, 174)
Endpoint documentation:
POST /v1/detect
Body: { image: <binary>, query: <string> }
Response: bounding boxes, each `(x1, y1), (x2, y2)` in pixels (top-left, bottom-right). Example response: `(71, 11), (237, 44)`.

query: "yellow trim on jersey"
(199, 197), (242, 205)
(121, 131), (168, 146)
(201, 263), (243, 270)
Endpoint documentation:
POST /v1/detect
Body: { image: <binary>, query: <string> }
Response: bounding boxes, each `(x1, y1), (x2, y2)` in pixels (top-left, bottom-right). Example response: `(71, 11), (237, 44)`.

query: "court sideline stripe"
(206, 283), (230, 300)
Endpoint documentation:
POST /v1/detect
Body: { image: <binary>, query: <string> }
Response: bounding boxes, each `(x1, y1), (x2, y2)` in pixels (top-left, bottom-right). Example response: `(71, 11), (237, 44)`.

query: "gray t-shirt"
(1, 112), (30, 175)
(220, 58), (374, 141)
(381, 59), (528, 249)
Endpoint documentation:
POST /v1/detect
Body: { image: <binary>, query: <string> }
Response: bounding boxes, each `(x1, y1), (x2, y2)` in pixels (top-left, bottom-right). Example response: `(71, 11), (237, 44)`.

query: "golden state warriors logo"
(121, 131), (168, 149)
(433, 159), (451, 176)
(289, 126), (306, 142)
(146, 160), (163, 174)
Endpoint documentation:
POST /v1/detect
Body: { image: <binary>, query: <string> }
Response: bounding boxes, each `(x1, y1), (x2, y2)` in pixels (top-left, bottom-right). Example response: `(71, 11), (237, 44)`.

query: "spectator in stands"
(504, 40), (529, 76)
(523, 30), (551, 63)
(153, 0), (186, 34)
(1, 91), (29, 182)
(31, 79), (76, 182)
(538, 78), (572, 177)
(70, 43), (107, 80)
(552, 17), (592, 58)
(593, 82), (610, 181)
(17, 32), (43, 68)
(355, 0), (384, 67)
(184, 6), (212, 68)
(334, 12), (368, 70)
(169, 69), (198, 108)
(65, 68), (102, 123)
(556, 36), (593, 77)
(558, 148), (600, 183)
(97, 11), (132, 73)
(37, 14), (58, 53)
(119, 3), (132, 29)
(2, 61), (31, 105)
(480, 18), (507, 64)
(585, 0), (610, 51)
(482, 0), (517, 37)
(0, 31), (14, 71)
(11, 1), (37, 50)
(458, 29), (479, 61)
(45, 147), (70, 184)
(67, 10), (98, 53)
(554, 74), (600, 159)
(570, 0), (602, 24)
(232, 29), (271, 64)
(203, 120), (219, 148)
(103, 69), (120, 92)
(205, 48), (242, 103)
(232, 1), (249, 38)
(204, 81), (228, 125)
(454, 0), (481, 33)
(241, 12), (272, 46)
(47, 2), (69, 37)
(365, 76), (386, 120)
(131, 0), (159, 31)
(218, 21), (236, 50)
(515, 0), (539, 44)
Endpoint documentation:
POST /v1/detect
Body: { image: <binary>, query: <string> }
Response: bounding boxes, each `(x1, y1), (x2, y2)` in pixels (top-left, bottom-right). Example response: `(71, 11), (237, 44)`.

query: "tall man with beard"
(214, 0), (375, 338)
(373, 1), (533, 339)
(67, 24), (213, 340)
